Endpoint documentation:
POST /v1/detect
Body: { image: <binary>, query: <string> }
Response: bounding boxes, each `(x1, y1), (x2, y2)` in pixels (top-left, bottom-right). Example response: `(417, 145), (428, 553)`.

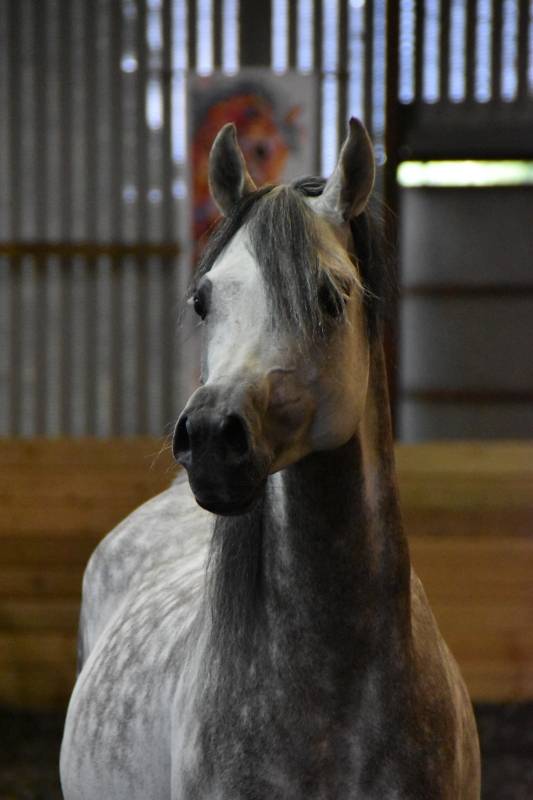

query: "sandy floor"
(1, 704), (532, 799)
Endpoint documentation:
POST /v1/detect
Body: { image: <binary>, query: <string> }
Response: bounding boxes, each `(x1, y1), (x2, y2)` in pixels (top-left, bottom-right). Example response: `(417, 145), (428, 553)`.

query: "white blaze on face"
(193, 206), (371, 471)
(200, 227), (277, 385)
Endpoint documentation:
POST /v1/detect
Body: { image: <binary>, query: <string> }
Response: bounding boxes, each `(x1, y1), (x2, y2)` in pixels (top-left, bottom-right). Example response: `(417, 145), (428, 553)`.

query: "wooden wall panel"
(409, 536), (533, 701)
(0, 438), (176, 709)
(0, 439), (532, 709)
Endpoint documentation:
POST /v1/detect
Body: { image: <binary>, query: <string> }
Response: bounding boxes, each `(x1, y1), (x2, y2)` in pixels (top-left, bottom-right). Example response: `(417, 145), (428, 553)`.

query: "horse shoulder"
(78, 471), (213, 670)
(61, 475), (214, 799)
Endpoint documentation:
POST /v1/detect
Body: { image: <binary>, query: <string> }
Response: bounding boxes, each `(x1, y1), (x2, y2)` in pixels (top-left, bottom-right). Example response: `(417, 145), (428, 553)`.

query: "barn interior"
(0, 0), (532, 798)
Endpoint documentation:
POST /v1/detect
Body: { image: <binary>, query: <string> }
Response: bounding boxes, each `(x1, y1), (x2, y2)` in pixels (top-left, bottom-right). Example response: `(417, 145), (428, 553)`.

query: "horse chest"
(170, 650), (398, 800)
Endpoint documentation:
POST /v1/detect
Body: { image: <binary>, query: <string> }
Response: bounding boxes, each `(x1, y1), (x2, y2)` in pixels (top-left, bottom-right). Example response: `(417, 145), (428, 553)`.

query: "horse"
(60, 118), (481, 800)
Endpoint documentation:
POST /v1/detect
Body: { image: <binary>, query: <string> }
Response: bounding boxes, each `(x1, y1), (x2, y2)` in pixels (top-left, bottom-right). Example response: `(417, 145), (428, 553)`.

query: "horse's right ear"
(313, 118), (375, 223)
(208, 123), (257, 215)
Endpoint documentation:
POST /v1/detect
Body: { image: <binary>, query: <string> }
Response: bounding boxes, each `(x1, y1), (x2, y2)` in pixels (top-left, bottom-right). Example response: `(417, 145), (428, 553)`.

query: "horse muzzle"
(173, 397), (268, 516)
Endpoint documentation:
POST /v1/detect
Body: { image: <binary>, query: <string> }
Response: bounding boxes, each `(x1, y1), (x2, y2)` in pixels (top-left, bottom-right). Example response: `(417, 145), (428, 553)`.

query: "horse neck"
(263, 338), (411, 652)
(206, 339), (411, 679)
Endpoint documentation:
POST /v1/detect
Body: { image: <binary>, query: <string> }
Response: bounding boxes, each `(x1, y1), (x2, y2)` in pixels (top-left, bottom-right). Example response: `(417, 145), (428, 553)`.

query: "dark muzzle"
(173, 403), (266, 515)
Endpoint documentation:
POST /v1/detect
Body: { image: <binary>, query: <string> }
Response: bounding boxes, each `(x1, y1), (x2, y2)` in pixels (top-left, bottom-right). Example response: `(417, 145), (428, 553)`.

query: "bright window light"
(171, 73), (187, 164)
(323, 0), (339, 73)
(348, 0), (365, 120)
(501, 0), (519, 101)
(171, 0), (188, 163)
(222, 0), (239, 74)
(197, 0), (214, 75)
(372, 0), (386, 135)
(399, 0), (415, 103)
(449, 0), (466, 101)
(321, 75), (338, 177)
(272, 0), (289, 73)
(297, 0), (313, 73)
(475, 0), (493, 102)
(422, 0), (440, 102)
(121, 53), (139, 72)
(147, 8), (163, 51)
(146, 78), (164, 129)
(172, 0), (188, 71)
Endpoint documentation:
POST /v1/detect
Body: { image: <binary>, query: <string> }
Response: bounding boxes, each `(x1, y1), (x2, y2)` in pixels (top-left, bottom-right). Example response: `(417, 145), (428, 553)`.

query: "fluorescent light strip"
(398, 160), (533, 187)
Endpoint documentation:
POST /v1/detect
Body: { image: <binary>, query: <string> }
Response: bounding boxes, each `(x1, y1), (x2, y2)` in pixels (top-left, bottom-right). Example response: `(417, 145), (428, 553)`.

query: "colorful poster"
(189, 70), (318, 255)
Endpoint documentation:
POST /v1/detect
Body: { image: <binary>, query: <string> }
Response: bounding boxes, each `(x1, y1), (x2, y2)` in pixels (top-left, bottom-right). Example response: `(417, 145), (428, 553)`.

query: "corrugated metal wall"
(394, 0), (533, 441)
(0, 0), (187, 437)
(0, 0), (388, 438)
(396, 0), (533, 158)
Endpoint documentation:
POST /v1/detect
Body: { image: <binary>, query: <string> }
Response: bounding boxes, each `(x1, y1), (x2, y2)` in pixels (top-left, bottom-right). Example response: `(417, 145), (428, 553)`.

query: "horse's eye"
(318, 280), (344, 318)
(193, 294), (207, 320)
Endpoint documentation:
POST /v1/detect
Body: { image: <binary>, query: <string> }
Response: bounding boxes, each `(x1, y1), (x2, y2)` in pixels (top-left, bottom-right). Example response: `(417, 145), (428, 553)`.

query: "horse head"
(173, 119), (376, 516)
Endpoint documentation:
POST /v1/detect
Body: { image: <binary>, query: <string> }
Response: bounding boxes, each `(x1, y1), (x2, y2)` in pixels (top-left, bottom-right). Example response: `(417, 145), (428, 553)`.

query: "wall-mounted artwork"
(189, 70), (318, 256)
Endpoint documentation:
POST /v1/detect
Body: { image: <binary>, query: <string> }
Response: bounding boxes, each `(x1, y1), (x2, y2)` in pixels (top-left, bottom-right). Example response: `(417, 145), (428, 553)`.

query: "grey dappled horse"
(60, 119), (480, 799)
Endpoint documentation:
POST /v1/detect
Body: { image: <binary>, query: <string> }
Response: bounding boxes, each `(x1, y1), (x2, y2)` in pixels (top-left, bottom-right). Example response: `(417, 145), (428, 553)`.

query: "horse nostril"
(222, 413), (250, 458)
(173, 415), (191, 463)
(173, 410), (250, 466)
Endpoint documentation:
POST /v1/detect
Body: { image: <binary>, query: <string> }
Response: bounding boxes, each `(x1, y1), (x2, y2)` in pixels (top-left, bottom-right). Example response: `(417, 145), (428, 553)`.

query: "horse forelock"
(191, 179), (394, 341)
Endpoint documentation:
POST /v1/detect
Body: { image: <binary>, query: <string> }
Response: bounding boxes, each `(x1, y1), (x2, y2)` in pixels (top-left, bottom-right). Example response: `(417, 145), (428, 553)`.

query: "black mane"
(191, 179), (395, 340)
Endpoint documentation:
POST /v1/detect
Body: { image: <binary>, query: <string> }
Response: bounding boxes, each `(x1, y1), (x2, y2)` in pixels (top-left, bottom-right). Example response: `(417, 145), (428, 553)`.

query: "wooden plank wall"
(0, 439), (531, 710)
(397, 443), (533, 702)
(0, 439), (178, 709)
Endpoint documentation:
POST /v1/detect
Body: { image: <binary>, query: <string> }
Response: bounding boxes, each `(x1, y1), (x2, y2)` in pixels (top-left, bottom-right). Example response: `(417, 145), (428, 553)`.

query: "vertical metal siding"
(0, 0), (389, 438)
(396, 1), (533, 442)
(0, 258), (11, 436)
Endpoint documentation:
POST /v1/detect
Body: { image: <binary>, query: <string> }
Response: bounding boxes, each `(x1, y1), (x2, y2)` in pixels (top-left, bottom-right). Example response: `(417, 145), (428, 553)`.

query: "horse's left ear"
(314, 118), (375, 222)
(208, 123), (257, 215)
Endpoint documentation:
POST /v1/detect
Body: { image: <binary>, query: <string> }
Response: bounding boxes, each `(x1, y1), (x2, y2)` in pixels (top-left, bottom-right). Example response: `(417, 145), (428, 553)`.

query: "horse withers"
(60, 118), (481, 799)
